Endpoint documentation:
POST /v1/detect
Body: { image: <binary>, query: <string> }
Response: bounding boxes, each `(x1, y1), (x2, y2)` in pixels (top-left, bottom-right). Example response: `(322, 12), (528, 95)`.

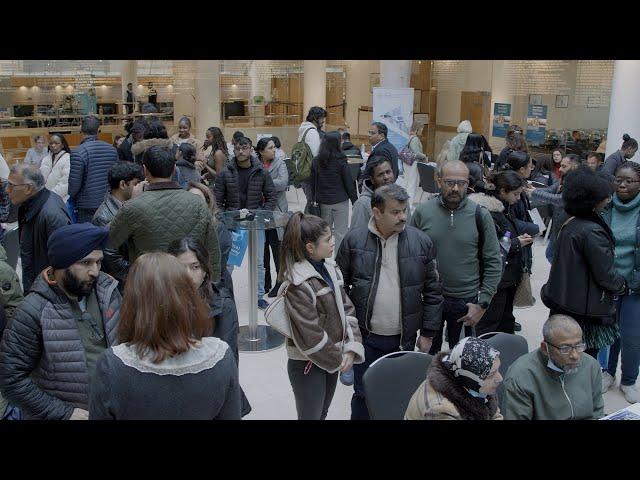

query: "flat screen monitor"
(13, 105), (34, 117)
(224, 101), (245, 119)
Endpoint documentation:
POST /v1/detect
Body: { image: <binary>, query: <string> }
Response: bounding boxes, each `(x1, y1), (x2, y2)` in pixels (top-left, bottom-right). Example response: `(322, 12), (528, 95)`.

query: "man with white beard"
(503, 315), (604, 420)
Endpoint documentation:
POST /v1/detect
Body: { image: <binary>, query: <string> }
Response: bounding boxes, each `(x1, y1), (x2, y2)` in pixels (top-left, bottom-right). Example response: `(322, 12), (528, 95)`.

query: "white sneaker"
(602, 372), (616, 393)
(621, 384), (640, 404)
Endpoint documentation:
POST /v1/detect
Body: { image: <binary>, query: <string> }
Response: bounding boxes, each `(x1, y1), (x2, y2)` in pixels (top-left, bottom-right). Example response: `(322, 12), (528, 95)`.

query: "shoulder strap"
(301, 127), (315, 143)
(556, 216), (576, 241)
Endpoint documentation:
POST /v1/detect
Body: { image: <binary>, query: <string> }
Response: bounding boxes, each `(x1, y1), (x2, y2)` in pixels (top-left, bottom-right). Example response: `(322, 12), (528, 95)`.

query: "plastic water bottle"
(499, 231), (512, 256)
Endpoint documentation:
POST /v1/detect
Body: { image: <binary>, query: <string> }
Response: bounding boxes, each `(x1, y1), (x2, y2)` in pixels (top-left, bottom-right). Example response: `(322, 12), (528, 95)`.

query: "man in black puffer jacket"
(337, 183), (443, 420)
(214, 136), (276, 309)
(68, 115), (119, 223)
(8, 164), (70, 293)
(0, 223), (120, 420)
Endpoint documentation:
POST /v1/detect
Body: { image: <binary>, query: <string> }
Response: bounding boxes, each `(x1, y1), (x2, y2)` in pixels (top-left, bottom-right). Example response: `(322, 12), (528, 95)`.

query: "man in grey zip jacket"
(337, 184), (443, 420)
(0, 223), (120, 420)
(503, 315), (604, 420)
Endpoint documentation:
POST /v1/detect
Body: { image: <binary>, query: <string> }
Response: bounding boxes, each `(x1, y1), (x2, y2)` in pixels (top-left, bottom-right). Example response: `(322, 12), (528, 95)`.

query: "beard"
(62, 269), (96, 298)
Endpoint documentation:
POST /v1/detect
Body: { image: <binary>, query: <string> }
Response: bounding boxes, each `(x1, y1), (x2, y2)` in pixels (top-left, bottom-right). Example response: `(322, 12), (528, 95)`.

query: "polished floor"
(234, 187), (634, 420)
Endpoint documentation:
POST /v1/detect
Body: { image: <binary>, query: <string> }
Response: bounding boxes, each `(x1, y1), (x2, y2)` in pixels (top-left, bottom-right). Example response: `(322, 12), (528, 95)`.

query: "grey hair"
(10, 164), (45, 189)
(542, 314), (582, 343)
(371, 183), (409, 211)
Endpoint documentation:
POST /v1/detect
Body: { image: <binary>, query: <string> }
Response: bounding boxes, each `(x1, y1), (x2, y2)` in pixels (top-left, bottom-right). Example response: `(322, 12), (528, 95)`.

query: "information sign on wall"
(492, 103), (511, 138)
(526, 105), (547, 146)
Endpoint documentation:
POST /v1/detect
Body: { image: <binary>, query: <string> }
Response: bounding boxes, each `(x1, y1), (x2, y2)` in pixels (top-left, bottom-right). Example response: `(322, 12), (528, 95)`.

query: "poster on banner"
(492, 103), (511, 138)
(526, 105), (548, 146)
(372, 87), (414, 153)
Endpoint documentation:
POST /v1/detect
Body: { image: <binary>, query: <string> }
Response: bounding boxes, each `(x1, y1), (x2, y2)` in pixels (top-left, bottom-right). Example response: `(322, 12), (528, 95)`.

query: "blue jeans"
(351, 332), (402, 420)
(429, 295), (477, 355)
(545, 237), (554, 264)
(607, 293), (640, 386)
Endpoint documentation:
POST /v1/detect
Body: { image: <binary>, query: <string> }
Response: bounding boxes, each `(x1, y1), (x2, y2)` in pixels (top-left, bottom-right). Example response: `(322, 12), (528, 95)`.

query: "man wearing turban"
(0, 223), (122, 420)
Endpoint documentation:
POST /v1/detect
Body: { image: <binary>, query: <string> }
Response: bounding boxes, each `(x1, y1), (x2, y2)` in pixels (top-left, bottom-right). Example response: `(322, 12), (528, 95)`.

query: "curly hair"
(562, 166), (614, 217)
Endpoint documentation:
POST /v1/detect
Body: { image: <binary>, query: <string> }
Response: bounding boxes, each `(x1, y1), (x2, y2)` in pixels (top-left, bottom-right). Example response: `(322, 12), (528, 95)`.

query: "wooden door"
(460, 91), (491, 138)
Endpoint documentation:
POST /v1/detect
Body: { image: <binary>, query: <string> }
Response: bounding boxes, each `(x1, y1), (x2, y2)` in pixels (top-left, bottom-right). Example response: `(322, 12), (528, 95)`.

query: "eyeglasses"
(4, 181), (31, 189)
(614, 178), (640, 186)
(442, 179), (469, 188)
(368, 130), (379, 135)
(234, 145), (250, 152)
(545, 341), (586, 355)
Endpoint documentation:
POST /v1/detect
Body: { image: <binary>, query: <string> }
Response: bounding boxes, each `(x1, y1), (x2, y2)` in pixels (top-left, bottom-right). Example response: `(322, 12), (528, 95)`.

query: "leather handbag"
(264, 281), (292, 338)
(398, 136), (418, 166)
(513, 270), (535, 308)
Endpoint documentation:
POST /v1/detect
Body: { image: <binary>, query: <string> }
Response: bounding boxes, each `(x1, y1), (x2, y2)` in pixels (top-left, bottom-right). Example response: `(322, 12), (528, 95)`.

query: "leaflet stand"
(223, 210), (291, 352)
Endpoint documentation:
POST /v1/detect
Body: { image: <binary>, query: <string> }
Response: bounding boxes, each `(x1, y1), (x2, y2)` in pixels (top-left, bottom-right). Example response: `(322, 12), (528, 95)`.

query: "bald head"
(543, 315), (582, 343)
(439, 160), (469, 178)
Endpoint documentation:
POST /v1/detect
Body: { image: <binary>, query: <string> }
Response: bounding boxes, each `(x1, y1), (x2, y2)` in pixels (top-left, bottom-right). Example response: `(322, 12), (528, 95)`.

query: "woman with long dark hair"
(469, 171), (533, 335)
(278, 212), (364, 420)
(40, 133), (72, 201)
(255, 137), (288, 297)
(201, 126), (229, 184)
(89, 252), (241, 420)
(542, 166), (626, 358)
(310, 131), (358, 251)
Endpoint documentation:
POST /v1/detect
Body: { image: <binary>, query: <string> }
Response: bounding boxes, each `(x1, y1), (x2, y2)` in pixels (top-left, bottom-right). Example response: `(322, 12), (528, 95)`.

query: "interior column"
(195, 60), (220, 136)
(605, 60), (640, 159)
(303, 60), (327, 119)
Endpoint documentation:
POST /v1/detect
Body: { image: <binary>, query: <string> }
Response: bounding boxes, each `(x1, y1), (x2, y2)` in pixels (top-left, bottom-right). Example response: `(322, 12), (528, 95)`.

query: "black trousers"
(263, 229), (281, 292)
(287, 360), (338, 420)
(429, 295), (478, 354)
(475, 285), (517, 337)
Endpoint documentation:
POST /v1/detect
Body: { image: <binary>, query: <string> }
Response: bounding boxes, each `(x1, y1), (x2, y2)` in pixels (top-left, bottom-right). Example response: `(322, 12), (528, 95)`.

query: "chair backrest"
(363, 351), (433, 420)
(347, 162), (362, 182)
(2, 226), (20, 270)
(417, 162), (438, 193)
(478, 332), (529, 412)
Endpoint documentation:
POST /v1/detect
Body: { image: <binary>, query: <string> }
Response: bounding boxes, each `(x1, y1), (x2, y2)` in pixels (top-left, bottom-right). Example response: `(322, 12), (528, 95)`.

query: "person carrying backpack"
(294, 107), (327, 213)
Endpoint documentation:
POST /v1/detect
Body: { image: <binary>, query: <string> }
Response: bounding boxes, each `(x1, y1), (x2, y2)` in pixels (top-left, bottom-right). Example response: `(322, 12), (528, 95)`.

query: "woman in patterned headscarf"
(405, 337), (504, 420)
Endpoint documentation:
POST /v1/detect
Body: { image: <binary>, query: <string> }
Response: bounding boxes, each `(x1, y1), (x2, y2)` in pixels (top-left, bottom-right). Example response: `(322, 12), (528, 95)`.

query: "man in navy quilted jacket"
(68, 116), (119, 223)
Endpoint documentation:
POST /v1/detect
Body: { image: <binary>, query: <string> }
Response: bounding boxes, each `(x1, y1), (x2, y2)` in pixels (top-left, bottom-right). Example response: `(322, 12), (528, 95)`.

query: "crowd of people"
(0, 104), (637, 421)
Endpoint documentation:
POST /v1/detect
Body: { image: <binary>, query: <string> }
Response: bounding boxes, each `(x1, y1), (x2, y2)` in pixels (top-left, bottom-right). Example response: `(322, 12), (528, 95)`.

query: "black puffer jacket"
(68, 135), (119, 211)
(18, 188), (71, 293)
(541, 213), (626, 320)
(117, 136), (135, 163)
(214, 156), (276, 211)
(336, 224), (443, 350)
(0, 272), (120, 420)
(469, 193), (524, 288)
(91, 193), (129, 289)
(310, 155), (358, 206)
(366, 139), (399, 179)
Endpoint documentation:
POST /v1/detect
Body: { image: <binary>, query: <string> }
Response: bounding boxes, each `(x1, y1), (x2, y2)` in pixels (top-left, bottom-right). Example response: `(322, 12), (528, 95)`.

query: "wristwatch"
(478, 301), (490, 310)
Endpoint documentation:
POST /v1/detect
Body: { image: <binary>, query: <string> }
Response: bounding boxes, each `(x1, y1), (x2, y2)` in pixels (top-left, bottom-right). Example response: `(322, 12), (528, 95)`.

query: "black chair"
(417, 162), (439, 202)
(2, 226), (19, 271)
(363, 351), (433, 420)
(478, 332), (529, 412)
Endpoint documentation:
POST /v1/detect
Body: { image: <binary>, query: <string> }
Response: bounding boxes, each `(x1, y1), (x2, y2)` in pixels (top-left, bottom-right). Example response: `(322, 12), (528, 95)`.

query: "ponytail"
(278, 212), (329, 283)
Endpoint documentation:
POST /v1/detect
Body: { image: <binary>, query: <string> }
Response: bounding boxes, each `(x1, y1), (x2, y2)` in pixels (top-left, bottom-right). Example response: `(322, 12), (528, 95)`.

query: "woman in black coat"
(469, 171), (533, 335)
(168, 237), (251, 416)
(541, 166), (626, 358)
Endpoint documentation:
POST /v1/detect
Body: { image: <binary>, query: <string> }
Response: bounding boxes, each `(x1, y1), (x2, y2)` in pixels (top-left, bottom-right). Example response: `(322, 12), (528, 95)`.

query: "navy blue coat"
(68, 135), (119, 211)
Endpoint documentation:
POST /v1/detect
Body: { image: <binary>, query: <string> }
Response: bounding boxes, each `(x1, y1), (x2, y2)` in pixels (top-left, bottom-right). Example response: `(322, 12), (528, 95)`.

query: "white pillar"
(380, 60), (412, 88)
(173, 60), (196, 129)
(195, 60), (220, 136)
(605, 60), (640, 159)
(111, 60), (137, 114)
(303, 60), (327, 117)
